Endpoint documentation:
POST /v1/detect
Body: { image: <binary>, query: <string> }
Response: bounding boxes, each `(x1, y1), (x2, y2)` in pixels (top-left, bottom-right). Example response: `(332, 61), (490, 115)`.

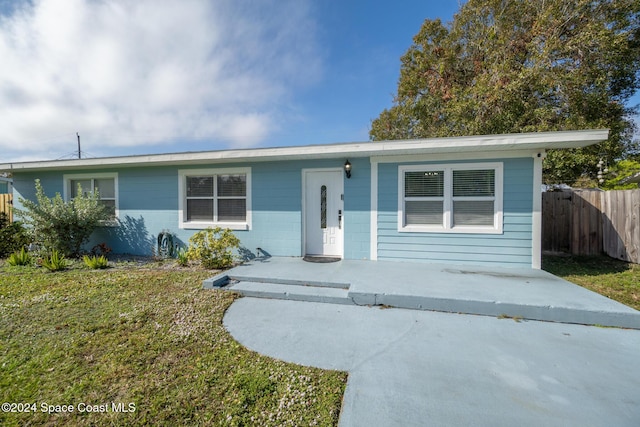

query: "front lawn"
(543, 255), (640, 311)
(0, 262), (346, 426)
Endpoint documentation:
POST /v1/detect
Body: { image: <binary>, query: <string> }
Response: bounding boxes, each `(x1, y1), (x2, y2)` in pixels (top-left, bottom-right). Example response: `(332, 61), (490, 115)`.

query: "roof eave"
(0, 129), (609, 173)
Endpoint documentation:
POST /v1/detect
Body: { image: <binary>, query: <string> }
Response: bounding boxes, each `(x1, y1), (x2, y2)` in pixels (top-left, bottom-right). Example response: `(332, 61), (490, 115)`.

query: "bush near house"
(16, 180), (111, 258)
(186, 227), (240, 269)
(0, 212), (30, 258)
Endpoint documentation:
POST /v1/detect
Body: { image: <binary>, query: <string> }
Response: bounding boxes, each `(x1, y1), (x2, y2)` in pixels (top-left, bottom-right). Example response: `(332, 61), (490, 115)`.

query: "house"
(0, 129), (608, 269)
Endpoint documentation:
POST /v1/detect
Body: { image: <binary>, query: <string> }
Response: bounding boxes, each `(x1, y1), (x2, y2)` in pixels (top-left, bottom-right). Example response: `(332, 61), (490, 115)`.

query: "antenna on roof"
(77, 132), (81, 159)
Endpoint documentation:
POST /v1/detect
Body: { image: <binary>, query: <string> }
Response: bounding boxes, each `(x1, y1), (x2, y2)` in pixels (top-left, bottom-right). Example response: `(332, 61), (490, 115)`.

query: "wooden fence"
(0, 194), (12, 222)
(542, 189), (640, 263)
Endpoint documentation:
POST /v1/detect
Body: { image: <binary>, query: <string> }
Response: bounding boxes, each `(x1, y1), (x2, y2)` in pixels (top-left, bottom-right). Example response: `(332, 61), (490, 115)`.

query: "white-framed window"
(178, 167), (251, 230)
(63, 173), (119, 221)
(398, 163), (503, 233)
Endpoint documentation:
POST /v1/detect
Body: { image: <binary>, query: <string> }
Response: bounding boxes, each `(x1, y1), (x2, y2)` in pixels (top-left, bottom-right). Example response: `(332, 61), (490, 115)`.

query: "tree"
(16, 180), (110, 257)
(370, 0), (640, 184)
(601, 158), (640, 189)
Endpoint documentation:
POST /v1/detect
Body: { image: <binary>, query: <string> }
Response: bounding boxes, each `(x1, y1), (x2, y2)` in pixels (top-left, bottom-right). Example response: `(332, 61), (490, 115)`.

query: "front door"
(304, 170), (344, 257)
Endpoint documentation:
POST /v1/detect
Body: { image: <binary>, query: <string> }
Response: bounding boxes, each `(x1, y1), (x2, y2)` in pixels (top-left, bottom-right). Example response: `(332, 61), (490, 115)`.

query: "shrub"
(0, 212), (30, 258)
(7, 248), (32, 266)
(91, 243), (112, 257)
(41, 250), (68, 272)
(186, 227), (240, 269)
(83, 255), (109, 269)
(16, 180), (110, 257)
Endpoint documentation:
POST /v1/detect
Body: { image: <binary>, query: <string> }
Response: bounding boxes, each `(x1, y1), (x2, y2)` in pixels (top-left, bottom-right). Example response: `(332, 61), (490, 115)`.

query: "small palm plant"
(41, 250), (68, 272)
(7, 248), (32, 266)
(83, 255), (109, 269)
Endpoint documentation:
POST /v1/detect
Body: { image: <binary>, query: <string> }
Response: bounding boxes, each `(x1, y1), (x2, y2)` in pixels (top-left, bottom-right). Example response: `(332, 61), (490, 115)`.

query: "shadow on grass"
(543, 254), (633, 277)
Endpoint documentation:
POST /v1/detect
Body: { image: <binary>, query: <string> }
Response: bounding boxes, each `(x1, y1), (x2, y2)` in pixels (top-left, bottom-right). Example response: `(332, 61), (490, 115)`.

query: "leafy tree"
(370, 0), (640, 184)
(16, 180), (110, 257)
(601, 159), (640, 189)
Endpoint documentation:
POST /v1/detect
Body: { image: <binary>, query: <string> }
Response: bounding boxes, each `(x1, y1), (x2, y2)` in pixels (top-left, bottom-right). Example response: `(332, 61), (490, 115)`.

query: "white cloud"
(0, 0), (322, 160)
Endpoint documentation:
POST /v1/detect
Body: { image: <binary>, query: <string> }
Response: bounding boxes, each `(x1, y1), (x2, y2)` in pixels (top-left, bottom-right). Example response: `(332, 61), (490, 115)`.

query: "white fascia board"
(371, 148), (543, 164)
(0, 129), (608, 173)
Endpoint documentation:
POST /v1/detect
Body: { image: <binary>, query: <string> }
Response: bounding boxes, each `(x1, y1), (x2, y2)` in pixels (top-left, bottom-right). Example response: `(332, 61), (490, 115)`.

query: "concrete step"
(350, 291), (640, 329)
(227, 281), (354, 305)
(204, 260), (640, 329)
(229, 275), (349, 289)
(219, 280), (640, 329)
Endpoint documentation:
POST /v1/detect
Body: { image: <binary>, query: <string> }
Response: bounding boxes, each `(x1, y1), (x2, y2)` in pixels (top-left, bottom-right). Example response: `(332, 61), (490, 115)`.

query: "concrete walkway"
(205, 257), (640, 329)
(224, 298), (640, 427)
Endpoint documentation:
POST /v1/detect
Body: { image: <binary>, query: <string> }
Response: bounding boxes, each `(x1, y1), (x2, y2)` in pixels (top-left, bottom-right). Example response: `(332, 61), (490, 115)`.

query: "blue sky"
(0, 0), (637, 163)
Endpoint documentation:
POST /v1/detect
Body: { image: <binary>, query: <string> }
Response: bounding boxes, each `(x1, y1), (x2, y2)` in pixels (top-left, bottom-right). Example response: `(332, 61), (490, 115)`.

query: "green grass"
(543, 255), (640, 311)
(0, 261), (346, 426)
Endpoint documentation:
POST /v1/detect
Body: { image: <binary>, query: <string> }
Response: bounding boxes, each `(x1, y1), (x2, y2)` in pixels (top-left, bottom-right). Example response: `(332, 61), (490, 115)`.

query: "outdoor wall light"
(344, 160), (352, 179)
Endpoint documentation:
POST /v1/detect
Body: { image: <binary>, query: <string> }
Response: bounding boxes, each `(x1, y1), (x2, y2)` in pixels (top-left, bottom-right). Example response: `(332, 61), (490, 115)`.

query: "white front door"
(304, 170), (344, 257)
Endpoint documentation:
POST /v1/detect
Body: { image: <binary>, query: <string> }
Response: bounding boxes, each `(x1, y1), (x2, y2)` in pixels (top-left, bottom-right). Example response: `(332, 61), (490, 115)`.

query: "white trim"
(178, 167), (251, 230)
(63, 172), (119, 224)
(1, 130), (609, 172)
(301, 168), (344, 258)
(398, 163), (503, 234)
(370, 160), (378, 260)
(371, 149), (541, 164)
(531, 152), (546, 269)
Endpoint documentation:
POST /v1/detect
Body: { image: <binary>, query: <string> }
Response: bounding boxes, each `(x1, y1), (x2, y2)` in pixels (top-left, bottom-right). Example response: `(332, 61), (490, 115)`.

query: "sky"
(0, 0), (637, 163)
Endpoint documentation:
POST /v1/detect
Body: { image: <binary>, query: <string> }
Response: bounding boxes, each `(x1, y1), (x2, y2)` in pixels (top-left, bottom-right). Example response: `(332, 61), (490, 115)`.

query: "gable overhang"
(0, 129), (608, 173)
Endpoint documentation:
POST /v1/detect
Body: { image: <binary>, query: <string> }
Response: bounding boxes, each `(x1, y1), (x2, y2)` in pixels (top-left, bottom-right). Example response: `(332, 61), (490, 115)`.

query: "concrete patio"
(204, 257), (640, 329)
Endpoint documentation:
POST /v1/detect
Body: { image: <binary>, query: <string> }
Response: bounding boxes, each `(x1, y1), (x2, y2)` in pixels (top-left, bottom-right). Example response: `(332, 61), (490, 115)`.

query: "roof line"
(0, 129), (609, 172)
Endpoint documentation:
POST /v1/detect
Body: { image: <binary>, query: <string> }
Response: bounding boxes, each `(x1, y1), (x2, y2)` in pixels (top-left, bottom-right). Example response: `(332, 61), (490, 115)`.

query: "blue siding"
(244, 160), (305, 257)
(12, 172), (65, 213)
(377, 158), (534, 267)
(11, 155), (535, 266)
(12, 158), (371, 260)
(343, 158), (370, 259)
(95, 167), (180, 254)
(247, 158), (369, 259)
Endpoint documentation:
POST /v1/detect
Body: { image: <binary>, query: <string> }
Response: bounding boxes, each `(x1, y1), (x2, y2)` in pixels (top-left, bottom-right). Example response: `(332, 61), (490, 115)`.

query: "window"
(64, 173), (118, 219)
(398, 163), (503, 233)
(179, 168), (251, 230)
